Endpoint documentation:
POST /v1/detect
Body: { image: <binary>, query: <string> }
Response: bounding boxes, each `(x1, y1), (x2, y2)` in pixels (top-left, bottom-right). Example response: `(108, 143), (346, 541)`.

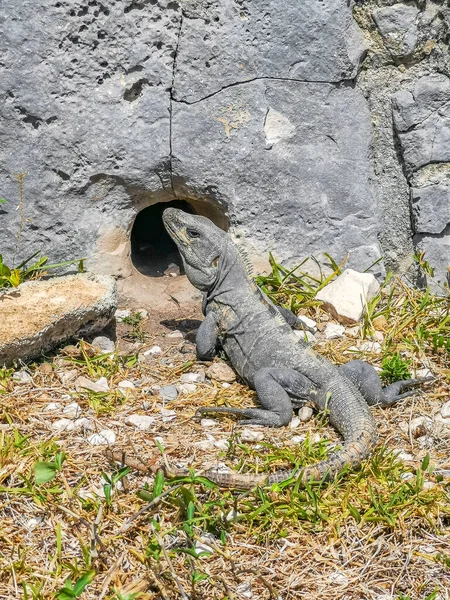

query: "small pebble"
(359, 341), (382, 354)
(58, 369), (79, 385)
(143, 346), (162, 356)
(415, 367), (433, 378)
(290, 435), (306, 444)
(289, 416), (301, 429)
(345, 325), (360, 337)
(75, 375), (109, 393)
(373, 330), (384, 343)
(206, 362), (236, 383)
(91, 336), (115, 354)
(180, 372), (205, 384)
(137, 309), (148, 318)
(328, 571), (349, 585)
(88, 430), (116, 445)
(195, 436), (216, 451)
(114, 309), (130, 321)
(161, 408), (177, 422)
(214, 439), (230, 451)
(159, 385), (178, 401)
(62, 402), (82, 419)
(164, 263), (181, 277)
(310, 432), (322, 444)
(13, 370), (32, 384)
(52, 418), (75, 432)
(324, 323), (345, 339)
(166, 330), (184, 339)
(298, 406), (313, 422)
(73, 418), (95, 432)
(125, 414), (156, 430)
(200, 418), (217, 428)
(440, 400), (450, 419)
(26, 517), (43, 530)
(236, 582), (253, 599)
(194, 534), (215, 555)
(177, 383), (197, 394)
(181, 341), (196, 354)
(117, 380), (136, 396)
(392, 449), (414, 461)
(142, 400), (152, 410)
(297, 315), (317, 333)
(241, 429), (264, 443)
(222, 382), (231, 388)
(44, 402), (62, 412)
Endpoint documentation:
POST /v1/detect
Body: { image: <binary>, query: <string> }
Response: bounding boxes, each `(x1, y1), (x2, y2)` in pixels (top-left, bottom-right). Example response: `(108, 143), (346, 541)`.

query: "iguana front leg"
(339, 360), (432, 406)
(196, 367), (316, 427)
(196, 311), (219, 360)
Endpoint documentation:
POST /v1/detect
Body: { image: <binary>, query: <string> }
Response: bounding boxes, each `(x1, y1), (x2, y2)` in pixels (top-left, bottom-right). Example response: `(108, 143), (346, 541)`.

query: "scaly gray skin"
(163, 208), (429, 489)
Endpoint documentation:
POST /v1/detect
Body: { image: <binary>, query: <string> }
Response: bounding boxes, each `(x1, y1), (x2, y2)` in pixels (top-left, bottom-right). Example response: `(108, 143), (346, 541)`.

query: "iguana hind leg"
(195, 367), (316, 427)
(339, 360), (432, 406)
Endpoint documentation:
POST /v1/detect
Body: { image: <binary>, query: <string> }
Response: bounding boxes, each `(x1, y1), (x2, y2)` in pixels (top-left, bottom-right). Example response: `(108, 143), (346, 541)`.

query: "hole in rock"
(131, 200), (195, 277)
(130, 199), (228, 278)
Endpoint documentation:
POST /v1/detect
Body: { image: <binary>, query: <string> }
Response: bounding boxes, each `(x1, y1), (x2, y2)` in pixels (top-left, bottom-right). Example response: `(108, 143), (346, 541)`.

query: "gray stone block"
(373, 3), (419, 58)
(174, 0), (365, 103)
(411, 183), (450, 235)
(172, 79), (382, 271)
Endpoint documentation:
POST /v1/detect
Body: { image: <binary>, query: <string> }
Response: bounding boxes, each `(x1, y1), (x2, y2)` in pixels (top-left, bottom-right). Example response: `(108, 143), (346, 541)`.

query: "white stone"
(75, 375), (109, 393)
(26, 517), (43, 530)
(62, 402), (82, 419)
(359, 341), (382, 354)
(373, 330), (384, 343)
(114, 309), (130, 321)
(346, 325), (360, 337)
(236, 581), (253, 599)
(195, 436), (216, 451)
(214, 439), (230, 451)
(297, 314), (317, 333)
(159, 385), (178, 401)
(440, 400), (450, 419)
(13, 370), (32, 384)
(392, 449), (414, 461)
(91, 335), (115, 354)
(73, 417), (95, 432)
(125, 414), (156, 430)
(316, 269), (381, 324)
(324, 323), (345, 339)
(143, 345), (162, 356)
(241, 429), (264, 443)
(166, 329), (184, 339)
(161, 408), (176, 422)
(194, 534), (216, 555)
(298, 406), (313, 422)
(180, 372), (205, 384)
(328, 571), (349, 585)
(52, 418), (75, 432)
(200, 418), (217, 428)
(290, 435), (306, 444)
(58, 369), (79, 385)
(415, 368), (433, 379)
(88, 429), (116, 445)
(311, 433), (322, 444)
(177, 382), (197, 394)
(222, 382), (231, 388)
(289, 416), (301, 429)
(44, 402), (62, 412)
(137, 309), (148, 318)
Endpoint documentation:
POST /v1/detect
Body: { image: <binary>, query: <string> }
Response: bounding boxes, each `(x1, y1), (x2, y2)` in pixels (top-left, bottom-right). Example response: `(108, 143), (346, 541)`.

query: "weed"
(122, 311), (147, 342)
(380, 353), (412, 384)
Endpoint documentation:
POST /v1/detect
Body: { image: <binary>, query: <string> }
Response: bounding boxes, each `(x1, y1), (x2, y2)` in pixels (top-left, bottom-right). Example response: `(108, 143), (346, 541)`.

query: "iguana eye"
(187, 228), (200, 239)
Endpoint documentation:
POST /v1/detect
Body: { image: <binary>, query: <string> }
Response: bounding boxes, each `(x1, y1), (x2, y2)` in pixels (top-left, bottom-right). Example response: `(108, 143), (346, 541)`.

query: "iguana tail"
(169, 422), (377, 490)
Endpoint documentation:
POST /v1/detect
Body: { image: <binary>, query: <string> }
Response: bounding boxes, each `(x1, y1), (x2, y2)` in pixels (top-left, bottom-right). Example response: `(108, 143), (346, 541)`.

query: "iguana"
(161, 208), (429, 489)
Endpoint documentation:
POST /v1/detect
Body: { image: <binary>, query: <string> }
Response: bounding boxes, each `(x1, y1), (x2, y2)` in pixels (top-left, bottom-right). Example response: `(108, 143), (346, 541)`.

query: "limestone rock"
(75, 375), (109, 393)
(324, 323), (346, 339)
(441, 401), (450, 419)
(316, 269), (380, 324)
(62, 402), (82, 419)
(88, 430), (116, 446)
(206, 362), (236, 383)
(125, 414), (156, 430)
(52, 418), (75, 432)
(241, 429), (264, 443)
(159, 385), (178, 402)
(298, 406), (313, 422)
(373, 4), (419, 58)
(91, 335), (115, 354)
(180, 372), (205, 384)
(0, 274), (117, 367)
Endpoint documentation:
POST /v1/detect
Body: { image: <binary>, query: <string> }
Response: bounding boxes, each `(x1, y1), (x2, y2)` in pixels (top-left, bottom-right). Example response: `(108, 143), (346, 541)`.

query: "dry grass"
(1, 276), (450, 600)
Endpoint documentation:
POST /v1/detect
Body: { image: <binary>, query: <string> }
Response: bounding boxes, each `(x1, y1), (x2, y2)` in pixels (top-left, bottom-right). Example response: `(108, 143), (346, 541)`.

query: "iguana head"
(163, 208), (228, 291)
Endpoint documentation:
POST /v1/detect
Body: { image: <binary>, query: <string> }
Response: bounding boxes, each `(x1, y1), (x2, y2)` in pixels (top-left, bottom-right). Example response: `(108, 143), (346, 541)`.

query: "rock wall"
(0, 0), (449, 289)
